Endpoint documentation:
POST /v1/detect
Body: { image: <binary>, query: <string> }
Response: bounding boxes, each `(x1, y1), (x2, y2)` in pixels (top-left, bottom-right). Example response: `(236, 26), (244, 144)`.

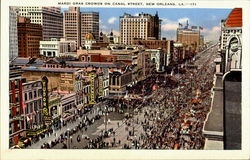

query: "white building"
(102, 68), (109, 97)
(84, 33), (96, 50)
(40, 38), (59, 57)
(219, 8), (242, 73)
(40, 38), (77, 57)
(9, 7), (18, 61)
(18, 7), (63, 40)
(146, 49), (165, 72)
(113, 35), (121, 44)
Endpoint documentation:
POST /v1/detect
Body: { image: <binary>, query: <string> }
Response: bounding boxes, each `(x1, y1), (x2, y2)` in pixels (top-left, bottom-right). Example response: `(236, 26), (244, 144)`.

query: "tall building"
(176, 23), (202, 52)
(9, 7), (18, 61)
(120, 12), (161, 45)
(81, 12), (99, 46)
(63, 7), (81, 48)
(18, 7), (63, 40)
(17, 17), (43, 57)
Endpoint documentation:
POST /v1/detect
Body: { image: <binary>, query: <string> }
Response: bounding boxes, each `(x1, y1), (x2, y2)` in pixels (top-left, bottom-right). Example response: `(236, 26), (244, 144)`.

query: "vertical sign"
(89, 72), (96, 104)
(42, 77), (51, 126)
(99, 76), (103, 97)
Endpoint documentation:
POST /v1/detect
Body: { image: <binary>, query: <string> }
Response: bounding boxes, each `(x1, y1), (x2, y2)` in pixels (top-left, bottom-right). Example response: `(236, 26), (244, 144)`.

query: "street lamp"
(104, 106), (108, 132)
(67, 128), (70, 149)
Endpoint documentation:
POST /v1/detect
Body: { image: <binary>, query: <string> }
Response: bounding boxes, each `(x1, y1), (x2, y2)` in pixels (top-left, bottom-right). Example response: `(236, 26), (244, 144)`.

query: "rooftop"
(22, 66), (80, 73)
(66, 61), (126, 69)
(225, 8), (242, 27)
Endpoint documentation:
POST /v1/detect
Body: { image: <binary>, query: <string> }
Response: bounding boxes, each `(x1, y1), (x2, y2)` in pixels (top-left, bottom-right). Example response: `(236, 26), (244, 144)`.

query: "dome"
(85, 33), (95, 40)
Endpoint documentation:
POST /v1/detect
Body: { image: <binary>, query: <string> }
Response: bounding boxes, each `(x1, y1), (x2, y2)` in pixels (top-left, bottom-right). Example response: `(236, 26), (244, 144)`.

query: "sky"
(62, 8), (233, 42)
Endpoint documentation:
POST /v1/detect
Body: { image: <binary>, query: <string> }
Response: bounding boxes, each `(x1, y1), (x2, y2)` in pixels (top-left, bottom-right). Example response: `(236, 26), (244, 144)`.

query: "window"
(34, 91), (37, 98)
(30, 103), (33, 113)
(25, 103), (29, 114)
(38, 89), (42, 96)
(24, 93), (28, 101)
(34, 101), (37, 111)
(15, 93), (20, 103)
(38, 100), (42, 109)
(29, 92), (32, 99)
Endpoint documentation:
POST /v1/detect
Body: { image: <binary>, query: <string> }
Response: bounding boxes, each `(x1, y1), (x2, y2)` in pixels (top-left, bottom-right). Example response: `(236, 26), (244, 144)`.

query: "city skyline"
(62, 7), (232, 42)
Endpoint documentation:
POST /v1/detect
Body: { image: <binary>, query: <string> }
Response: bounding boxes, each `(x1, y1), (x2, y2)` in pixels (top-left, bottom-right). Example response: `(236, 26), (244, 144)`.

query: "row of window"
(24, 89), (42, 101)
(62, 103), (74, 112)
(25, 100), (42, 114)
(121, 19), (148, 22)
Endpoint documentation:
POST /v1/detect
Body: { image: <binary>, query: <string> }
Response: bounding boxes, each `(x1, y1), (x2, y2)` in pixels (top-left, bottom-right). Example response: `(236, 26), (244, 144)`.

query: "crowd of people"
(139, 50), (216, 149)
(38, 48), (217, 150)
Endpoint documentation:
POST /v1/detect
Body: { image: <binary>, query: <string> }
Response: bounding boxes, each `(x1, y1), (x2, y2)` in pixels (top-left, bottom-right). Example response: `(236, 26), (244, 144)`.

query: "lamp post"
(104, 105), (108, 132)
(67, 128), (70, 149)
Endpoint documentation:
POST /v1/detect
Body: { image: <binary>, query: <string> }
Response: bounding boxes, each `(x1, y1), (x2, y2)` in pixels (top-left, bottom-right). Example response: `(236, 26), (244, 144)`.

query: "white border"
(1, 0), (250, 160)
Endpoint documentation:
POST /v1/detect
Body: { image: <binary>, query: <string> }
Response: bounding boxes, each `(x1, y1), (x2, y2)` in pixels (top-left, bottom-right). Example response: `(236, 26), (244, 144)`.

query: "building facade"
(9, 67), (26, 147)
(9, 7), (18, 61)
(146, 49), (165, 72)
(17, 17), (43, 57)
(132, 39), (174, 66)
(63, 7), (81, 48)
(61, 93), (77, 125)
(176, 25), (201, 52)
(120, 12), (161, 45)
(81, 12), (99, 46)
(40, 38), (60, 57)
(48, 94), (61, 129)
(39, 38), (77, 57)
(18, 7), (63, 40)
(21, 67), (82, 92)
(22, 80), (43, 131)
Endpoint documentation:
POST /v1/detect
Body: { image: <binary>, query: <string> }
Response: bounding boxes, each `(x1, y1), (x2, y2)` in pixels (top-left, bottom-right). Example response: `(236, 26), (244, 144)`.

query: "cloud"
(108, 17), (117, 24)
(161, 17), (191, 31)
(201, 25), (221, 42)
(100, 25), (108, 30)
(178, 17), (190, 24)
(211, 15), (217, 20)
(162, 23), (178, 31)
(133, 13), (139, 16)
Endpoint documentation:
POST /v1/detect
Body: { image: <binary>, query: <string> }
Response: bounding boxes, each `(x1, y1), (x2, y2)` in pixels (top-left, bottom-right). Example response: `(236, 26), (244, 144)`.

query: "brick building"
(9, 66), (26, 147)
(17, 17), (43, 57)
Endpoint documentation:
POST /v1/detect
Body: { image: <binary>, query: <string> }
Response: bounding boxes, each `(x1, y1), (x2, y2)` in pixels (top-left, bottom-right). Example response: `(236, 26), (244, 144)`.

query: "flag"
(178, 23), (183, 27)
(191, 26), (198, 29)
(199, 26), (203, 30)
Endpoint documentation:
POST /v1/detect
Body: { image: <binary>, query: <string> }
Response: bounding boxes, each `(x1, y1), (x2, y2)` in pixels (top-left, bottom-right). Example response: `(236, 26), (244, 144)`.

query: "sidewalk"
(27, 102), (105, 149)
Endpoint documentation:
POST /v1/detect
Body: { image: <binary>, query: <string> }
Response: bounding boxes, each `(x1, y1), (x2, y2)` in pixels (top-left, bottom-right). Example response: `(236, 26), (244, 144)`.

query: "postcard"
(1, 0), (250, 160)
